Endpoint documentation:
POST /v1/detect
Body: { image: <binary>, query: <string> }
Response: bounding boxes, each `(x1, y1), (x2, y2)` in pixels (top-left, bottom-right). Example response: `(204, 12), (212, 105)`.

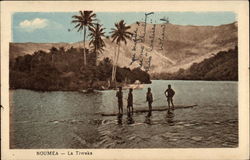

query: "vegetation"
(9, 11), (152, 91)
(10, 47), (151, 91)
(151, 46), (238, 81)
(88, 23), (106, 65)
(110, 20), (133, 82)
(71, 11), (96, 66)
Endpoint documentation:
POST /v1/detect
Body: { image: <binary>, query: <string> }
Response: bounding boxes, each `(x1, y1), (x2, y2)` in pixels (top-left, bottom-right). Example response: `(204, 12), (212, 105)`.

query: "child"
(127, 88), (133, 115)
(116, 87), (123, 114)
(164, 84), (175, 110)
(146, 87), (153, 117)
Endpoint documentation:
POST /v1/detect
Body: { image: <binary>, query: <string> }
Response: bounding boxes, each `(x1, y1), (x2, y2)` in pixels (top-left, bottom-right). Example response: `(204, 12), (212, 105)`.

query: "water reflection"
(117, 114), (123, 125)
(127, 113), (134, 124)
(144, 115), (152, 124)
(116, 113), (136, 125)
(165, 110), (175, 126)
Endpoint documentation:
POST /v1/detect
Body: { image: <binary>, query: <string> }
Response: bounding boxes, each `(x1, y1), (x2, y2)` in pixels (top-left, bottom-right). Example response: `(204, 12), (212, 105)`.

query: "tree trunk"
(83, 26), (87, 66)
(94, 46), (98, 66)
(111, 45), (117, 82)
(113, 43), (120, 82)
(51, 54), (55, 67)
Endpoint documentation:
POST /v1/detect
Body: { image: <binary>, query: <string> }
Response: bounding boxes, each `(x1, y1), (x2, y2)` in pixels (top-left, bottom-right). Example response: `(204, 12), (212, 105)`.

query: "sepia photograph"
(1, 1), (249, 160)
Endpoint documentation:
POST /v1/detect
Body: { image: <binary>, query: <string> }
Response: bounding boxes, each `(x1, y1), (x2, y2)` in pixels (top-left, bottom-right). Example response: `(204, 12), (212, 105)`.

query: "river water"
(10, 80), (238, 148)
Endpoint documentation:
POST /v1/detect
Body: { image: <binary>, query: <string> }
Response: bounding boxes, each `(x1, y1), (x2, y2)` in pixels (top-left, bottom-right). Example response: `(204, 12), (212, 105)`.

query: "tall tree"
(49, 47), (58, 65)
(71, 11), (96, 66)
(88, 23), (106, 65)
(59, 47), (65, 54)
(110, 20), (132, 82)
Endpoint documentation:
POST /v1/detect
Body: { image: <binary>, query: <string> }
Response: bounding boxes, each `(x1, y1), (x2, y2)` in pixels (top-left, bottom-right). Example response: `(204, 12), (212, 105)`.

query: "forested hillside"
(151, 46), (238, 81)
(10, 47), (151, 91)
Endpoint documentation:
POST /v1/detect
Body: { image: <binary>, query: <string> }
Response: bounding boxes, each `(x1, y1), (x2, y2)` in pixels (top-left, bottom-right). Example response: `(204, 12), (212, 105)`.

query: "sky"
(12, 12), (236, 43)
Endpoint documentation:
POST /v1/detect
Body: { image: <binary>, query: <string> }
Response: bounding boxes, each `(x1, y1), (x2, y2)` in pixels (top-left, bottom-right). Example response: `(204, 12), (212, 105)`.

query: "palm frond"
(73, 23), (81, 29)
(88, 23), (106, 55)
(71, 15), (82, 19)
(110, 20), (132, 45)
(71, 10), (96, 30)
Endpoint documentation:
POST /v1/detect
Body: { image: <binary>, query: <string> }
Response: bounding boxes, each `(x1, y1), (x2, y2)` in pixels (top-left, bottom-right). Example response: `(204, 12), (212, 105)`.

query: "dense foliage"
(10, 47), (151, 91)
(151, 46), (238, 81)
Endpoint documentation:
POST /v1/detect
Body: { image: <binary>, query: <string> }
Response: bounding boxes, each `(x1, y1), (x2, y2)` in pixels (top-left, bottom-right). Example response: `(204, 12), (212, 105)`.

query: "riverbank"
(9, 75), (151, 92)
(9, 74), (151, 92)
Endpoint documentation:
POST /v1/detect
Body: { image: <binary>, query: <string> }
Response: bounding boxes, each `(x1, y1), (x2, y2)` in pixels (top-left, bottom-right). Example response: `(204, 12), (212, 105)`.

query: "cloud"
(19, 18), (48, 32)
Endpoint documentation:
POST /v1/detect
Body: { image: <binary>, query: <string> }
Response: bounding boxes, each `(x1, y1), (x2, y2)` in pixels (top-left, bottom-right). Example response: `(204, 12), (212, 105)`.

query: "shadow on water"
(117, 113), (135, 125)
(127, 113), (135, 125)
(117, 114), (123, 125)
(144, 115), (152, 124)
(165, 110), (175, 126)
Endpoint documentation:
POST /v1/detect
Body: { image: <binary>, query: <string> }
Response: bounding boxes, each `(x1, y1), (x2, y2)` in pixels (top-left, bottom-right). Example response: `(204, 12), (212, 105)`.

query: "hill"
(151, 46), (238, 81)
(9, 22), (238, 74)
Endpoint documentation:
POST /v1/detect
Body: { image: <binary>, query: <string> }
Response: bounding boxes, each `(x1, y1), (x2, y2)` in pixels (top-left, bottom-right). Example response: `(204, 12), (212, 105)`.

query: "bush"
(10, 47), (151, 91)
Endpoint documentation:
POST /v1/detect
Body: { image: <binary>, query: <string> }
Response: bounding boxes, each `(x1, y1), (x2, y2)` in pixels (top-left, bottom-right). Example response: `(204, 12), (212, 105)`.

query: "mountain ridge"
(10, 22), (237, 74)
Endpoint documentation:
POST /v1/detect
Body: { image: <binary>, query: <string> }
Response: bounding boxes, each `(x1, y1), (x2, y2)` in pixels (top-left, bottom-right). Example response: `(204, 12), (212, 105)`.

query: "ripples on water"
(10, 80), (238, 148)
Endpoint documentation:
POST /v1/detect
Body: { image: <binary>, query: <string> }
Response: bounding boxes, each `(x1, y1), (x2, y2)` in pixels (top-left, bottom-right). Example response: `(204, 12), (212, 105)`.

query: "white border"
(1, 1), (249, 160)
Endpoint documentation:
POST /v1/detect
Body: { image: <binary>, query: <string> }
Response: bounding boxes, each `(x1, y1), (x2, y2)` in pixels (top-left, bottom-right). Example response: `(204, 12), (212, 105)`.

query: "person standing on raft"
(146, 87), (153, 117)
(127, 88), (134, 115)
(116, 87), (123, 114)
(164, 84), (175, 110)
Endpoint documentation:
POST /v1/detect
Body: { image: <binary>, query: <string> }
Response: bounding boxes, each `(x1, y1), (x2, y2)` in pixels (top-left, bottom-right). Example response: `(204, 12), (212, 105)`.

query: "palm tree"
(88, 23), (106, 65)
(59, 47), (65, 54)
(49, 47), (59, 65)
(110, 20), (132, 82)
(71, 11), (96, 66)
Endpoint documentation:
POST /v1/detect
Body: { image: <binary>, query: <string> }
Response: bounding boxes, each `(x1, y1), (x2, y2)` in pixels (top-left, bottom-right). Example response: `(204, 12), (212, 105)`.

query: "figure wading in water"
(116, 87), (123, 114)
(146, 87), (153, 117)
(127, 88), (134, 116)
(164, 84), (175, 111)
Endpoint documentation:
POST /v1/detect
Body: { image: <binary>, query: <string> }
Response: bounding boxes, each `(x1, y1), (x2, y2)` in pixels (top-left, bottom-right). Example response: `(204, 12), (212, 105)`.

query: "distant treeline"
(10, 47), (151, 91)
(151, 46), (238, 81)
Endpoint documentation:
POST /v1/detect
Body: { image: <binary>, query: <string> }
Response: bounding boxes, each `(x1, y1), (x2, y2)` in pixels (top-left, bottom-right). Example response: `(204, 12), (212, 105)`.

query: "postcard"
(1, 1), (249, 160)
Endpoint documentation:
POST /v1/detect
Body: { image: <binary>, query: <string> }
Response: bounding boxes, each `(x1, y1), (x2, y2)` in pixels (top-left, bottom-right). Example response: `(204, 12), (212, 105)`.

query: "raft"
(100, 104), (197, 116)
